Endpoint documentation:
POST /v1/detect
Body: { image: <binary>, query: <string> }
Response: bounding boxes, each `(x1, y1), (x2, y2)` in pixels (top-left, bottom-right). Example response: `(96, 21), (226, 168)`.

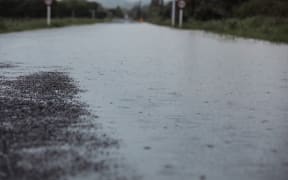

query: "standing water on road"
(0, 23), (288, 180)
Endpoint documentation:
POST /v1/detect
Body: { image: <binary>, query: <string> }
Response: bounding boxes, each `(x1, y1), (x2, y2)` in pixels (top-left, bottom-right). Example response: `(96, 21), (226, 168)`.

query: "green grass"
(150, 17), (288, 43)
(0, 18), (111, 33)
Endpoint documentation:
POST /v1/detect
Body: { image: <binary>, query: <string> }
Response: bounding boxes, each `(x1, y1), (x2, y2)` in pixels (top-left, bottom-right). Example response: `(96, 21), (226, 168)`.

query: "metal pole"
(171, 0), (176, 26)
(91, 10), (96, 19)
(47, 5), (51, 26)
(179, 9), (183, 28)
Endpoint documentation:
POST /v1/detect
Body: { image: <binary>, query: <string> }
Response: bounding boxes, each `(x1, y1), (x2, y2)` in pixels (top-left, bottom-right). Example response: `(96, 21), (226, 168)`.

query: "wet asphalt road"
(1, 22), (288, 180)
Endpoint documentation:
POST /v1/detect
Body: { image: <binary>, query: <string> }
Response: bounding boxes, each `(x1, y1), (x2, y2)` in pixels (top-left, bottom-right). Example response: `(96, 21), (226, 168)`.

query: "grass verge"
(150, 17), (288, 43)
(0, 18), (110, 34)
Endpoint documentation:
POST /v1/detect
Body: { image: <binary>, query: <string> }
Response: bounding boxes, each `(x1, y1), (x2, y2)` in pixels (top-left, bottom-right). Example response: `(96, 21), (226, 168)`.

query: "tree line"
(134, 0), (288, 21)
(0, 0), (124, 19)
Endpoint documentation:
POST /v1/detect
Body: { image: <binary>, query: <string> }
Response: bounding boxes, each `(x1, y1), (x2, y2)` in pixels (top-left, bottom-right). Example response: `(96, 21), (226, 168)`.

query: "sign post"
(44, 0), (53, 26)
(90, 9), (96, 19)
(171, 0), (176, 26)
(177, 0), (186, 28)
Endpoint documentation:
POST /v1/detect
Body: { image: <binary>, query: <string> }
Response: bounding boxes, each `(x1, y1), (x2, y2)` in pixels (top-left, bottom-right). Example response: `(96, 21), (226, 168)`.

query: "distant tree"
(144, 0), (288, 21)
(113, 6), (124, 18)
(150, 0), (163, 7)
(0, 0), (109, 19)
(62, 0), (86, 17)
(0, 0), (45, 18)
(235, 0), (288, 17)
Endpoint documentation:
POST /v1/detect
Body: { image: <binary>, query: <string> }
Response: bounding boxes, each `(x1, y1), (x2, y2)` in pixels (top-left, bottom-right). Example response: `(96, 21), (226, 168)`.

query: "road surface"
(1, 22), (288, 180)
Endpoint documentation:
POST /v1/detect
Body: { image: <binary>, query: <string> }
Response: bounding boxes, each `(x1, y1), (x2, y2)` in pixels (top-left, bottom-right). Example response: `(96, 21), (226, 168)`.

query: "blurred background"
(0, 0), (287, 42)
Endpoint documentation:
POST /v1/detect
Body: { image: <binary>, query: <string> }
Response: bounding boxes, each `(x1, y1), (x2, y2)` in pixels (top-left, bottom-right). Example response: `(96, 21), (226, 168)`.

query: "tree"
(0, 0), (109, 19)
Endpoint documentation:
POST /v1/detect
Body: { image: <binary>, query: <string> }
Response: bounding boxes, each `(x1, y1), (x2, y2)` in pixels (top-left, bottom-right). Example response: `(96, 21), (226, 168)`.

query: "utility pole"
(171, 0), (176, 26)
(138, 0), (143, 22)
(90, 9), (96, 19)
(47, 5), (51, 26)
(179, 9), (183, 28)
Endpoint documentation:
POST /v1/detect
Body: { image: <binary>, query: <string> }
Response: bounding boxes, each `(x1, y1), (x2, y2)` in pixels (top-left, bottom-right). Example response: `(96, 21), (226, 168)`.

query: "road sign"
(177, 0), (185, 28)
(44, 0), (53, 26)
(44, 0), (53, 6)
(177, 0), (186, 9)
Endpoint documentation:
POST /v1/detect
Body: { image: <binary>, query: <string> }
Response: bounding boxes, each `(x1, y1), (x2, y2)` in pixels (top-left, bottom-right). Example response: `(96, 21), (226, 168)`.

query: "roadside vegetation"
(151, 16), (288, 43)
(131, 0), (288, 43)
(0, 0), (124, 33)
(0, 18), (110, 33)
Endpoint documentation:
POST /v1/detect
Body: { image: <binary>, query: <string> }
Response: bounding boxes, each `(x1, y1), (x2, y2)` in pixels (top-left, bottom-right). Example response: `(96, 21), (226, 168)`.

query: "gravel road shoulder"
(0, 63), (121, 180)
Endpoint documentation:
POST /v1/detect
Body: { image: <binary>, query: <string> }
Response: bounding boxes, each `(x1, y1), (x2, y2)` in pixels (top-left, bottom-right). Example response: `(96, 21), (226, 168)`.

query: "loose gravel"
(0, 68), (119, 180)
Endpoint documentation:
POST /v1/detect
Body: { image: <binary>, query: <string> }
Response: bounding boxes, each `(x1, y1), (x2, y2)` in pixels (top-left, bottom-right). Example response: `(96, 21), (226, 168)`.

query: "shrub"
(235, 0), (288, 18)
(0, 19), (7, 31)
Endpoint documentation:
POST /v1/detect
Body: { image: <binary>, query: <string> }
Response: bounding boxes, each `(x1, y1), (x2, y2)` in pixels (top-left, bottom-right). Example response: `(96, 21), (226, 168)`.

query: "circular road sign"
(44, 0), (53, 6)
(177, 0), (186, 9)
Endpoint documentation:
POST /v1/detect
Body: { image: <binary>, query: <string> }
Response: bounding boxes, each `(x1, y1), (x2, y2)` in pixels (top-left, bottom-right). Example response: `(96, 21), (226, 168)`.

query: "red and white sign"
(177, 0), (186, 9)
(44, 0), (53, 6)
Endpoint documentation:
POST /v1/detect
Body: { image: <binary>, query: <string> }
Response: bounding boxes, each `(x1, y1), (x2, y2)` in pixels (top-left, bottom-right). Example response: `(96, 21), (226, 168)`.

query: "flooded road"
(1, 23), (288, 180)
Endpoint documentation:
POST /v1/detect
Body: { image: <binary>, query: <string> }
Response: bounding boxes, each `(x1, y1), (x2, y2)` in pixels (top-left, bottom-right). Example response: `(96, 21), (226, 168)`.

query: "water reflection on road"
(0, 22), (288, 180)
